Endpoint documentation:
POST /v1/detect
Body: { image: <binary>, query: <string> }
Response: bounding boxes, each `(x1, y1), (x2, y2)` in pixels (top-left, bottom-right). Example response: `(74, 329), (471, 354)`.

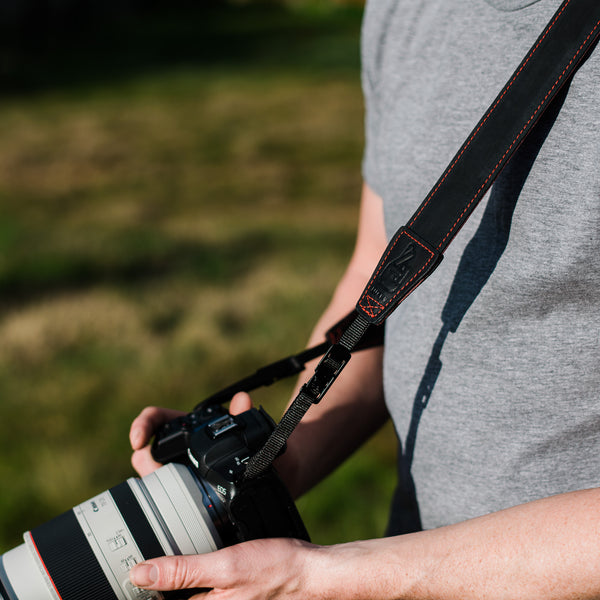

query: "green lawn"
(0, 1), (397, 551)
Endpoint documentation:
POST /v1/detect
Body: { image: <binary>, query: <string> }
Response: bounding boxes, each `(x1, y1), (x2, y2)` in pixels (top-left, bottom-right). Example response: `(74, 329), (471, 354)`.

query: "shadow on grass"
(0, 225), (353, 309)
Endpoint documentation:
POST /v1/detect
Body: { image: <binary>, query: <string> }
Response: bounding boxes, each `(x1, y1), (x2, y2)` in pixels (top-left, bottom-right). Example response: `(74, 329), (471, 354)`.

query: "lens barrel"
(0, 463), (222, 600)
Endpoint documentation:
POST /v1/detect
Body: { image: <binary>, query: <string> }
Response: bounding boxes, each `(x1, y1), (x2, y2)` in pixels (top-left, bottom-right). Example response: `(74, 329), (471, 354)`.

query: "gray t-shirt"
(361, 0), (600, 533)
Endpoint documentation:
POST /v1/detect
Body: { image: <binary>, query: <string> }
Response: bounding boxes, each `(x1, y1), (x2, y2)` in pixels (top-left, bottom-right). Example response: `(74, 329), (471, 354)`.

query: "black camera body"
(0, 380), (310, 600)
(151, 403), (309, 545)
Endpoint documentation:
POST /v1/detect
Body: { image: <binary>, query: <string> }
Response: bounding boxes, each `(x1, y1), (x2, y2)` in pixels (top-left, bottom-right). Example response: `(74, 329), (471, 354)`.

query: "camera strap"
(196, 315), (384, 409)
(243, 0), (600, 481)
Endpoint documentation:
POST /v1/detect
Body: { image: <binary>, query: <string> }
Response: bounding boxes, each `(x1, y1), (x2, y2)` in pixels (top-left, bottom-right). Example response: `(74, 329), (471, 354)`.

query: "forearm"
(276, 183), (389, 498)
(130, 488), (600, 600)
(319, 488), (600, 600)
(280, 267), (387, 498)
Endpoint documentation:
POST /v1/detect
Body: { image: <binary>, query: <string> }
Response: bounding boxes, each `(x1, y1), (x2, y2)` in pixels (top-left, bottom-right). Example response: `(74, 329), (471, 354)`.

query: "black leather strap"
(244, 0), (600, 479)
(358, 0), (600, 325)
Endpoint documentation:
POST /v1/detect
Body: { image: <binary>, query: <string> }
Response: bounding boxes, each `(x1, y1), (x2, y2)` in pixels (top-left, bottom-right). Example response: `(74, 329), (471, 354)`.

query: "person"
(128, 0), (600, 598)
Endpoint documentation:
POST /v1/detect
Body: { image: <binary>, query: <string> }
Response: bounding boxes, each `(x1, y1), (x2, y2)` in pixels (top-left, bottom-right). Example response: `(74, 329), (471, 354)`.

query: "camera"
(0, 402), (308, 600)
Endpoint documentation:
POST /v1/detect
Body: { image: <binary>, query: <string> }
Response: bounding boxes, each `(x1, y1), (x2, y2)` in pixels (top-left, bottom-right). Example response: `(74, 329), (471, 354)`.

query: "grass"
(0, 1), (397, 551)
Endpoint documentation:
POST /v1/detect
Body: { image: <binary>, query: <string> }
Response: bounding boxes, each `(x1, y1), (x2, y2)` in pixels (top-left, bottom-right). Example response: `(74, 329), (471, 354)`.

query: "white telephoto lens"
(0, 463), (222, 600)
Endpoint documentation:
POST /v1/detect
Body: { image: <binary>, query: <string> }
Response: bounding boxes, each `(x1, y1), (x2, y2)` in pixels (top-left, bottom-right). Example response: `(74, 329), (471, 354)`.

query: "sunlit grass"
(0, 2), (397, 550)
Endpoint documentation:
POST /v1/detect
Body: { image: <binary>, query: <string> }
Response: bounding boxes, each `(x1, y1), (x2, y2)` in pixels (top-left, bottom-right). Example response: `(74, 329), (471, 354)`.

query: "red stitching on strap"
(408, 0), (572, 232)
(438, 18), (600, 249)
(359, 295), (384, 318)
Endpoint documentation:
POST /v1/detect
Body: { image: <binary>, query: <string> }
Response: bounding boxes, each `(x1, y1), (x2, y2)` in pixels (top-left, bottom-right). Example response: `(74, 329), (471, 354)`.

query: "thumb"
(230, 391), (253, 415)
(130, 556), (207, 591)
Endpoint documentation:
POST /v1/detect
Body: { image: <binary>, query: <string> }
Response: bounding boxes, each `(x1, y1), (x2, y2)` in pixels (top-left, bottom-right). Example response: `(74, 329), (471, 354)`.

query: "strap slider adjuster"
(300, 343), (351, 404)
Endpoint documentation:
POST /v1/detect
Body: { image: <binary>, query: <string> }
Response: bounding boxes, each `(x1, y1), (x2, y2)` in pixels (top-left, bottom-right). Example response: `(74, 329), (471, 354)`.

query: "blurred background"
(0, 0), (397, 551)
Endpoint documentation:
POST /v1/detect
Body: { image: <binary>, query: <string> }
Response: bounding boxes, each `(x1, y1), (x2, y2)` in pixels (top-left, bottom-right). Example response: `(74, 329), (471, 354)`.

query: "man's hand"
(128, 537), (384, 600)
(129, 538), (323, 600)
(129, 392), (253, 477)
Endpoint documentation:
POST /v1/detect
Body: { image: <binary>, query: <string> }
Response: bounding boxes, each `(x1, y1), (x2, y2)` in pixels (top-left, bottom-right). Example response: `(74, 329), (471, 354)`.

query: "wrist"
(303, 538), (425, 600)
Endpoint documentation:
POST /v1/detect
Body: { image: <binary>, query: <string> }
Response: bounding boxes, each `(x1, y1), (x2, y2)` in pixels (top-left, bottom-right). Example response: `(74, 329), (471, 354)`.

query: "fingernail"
(131, 428), (143, 449)
(130, 563), (158, 588)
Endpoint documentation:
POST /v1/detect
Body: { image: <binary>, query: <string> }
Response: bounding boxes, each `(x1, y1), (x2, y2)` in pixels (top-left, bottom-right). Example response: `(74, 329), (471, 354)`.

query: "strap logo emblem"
(357, 228), (441, 324)
(378, 243), (416, 294)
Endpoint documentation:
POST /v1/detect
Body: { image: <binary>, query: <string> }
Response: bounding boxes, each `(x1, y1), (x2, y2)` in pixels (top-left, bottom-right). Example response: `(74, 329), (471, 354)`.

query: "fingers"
(130, 553), (228, 592)
(130, 399), (251, 452)
(129, 398), (253, 478)
(131, 448), (164, 478)
(130, 396), (252, 453)
(129, 539), (313, 596)
(130, 406), (187, 477)
(229, 392), (253, 415)
(129, 406), (186, 450)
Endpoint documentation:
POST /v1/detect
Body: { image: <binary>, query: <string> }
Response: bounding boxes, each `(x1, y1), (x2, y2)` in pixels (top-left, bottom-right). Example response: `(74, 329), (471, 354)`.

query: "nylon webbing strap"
(196, 342), (330, 409)
(195, 315), (384, 410)
(244, 0), (600, 479)
(244, 313), (371, 480)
